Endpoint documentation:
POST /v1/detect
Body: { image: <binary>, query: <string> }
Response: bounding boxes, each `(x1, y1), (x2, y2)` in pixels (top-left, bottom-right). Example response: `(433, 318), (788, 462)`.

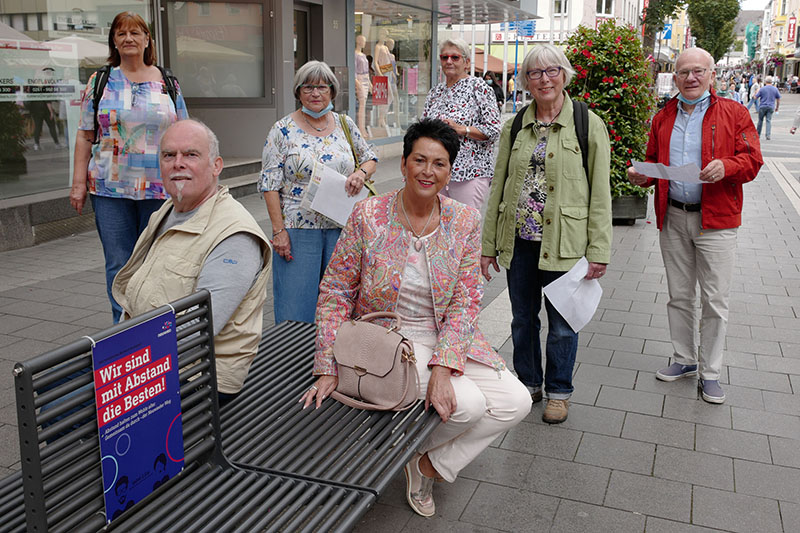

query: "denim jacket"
(482, 95), (612, 271)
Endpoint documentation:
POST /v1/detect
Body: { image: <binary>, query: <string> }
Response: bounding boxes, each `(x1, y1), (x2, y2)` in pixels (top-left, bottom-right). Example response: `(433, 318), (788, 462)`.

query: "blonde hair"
(517, 44), (575, 92)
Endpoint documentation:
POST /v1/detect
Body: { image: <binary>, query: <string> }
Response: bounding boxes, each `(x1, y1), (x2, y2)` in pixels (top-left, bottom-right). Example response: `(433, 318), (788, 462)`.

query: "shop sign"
(789, 16), (797, 43)
(92, 312), (184, 523)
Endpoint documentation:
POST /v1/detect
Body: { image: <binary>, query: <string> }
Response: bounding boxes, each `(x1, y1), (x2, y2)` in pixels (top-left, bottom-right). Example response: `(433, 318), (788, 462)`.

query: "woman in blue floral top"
(260, 61), (378, 323)
(422, 38), (501, 211)
(70, 11), (188, 323)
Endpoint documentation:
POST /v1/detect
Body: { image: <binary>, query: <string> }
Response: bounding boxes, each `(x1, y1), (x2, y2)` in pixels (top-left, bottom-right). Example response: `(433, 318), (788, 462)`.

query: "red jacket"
(644, 91), (763, 230)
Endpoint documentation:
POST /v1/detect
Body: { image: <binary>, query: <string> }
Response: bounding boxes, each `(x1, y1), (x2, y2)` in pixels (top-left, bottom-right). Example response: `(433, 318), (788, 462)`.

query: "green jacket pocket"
(559, 206), (589, 258)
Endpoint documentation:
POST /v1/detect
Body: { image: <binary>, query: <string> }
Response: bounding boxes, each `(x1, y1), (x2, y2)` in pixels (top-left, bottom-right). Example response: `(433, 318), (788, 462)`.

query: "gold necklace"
(399, 190), (437, 251)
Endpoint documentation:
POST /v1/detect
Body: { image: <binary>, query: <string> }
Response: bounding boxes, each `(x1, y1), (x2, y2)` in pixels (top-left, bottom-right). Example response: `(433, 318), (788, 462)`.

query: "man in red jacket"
(627, 48), (763, 404)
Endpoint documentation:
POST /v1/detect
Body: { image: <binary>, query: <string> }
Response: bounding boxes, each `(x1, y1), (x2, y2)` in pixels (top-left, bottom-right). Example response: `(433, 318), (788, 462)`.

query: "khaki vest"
(113, 186), (272, 394)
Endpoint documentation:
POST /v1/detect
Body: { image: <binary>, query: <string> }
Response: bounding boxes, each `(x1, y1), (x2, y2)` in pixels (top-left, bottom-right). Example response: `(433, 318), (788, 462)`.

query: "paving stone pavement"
(1, 98), (800, 530)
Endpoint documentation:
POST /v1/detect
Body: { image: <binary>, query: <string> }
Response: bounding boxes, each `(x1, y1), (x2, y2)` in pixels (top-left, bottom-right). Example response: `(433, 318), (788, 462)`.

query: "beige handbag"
(331, 312), (420, 411)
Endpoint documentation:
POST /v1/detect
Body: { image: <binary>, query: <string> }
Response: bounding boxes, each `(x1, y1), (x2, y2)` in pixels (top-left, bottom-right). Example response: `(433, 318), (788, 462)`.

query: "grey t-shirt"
(157, 208), (264, 335)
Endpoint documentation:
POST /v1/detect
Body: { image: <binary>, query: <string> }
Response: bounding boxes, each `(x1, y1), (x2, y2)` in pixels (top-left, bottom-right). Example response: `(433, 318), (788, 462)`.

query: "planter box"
(612, 195), (648, 225)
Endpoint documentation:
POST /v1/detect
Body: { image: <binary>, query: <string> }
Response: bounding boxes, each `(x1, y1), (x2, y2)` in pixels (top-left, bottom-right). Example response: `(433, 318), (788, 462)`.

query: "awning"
(472, 47), (516, 74)
(438, 0), (538, 24)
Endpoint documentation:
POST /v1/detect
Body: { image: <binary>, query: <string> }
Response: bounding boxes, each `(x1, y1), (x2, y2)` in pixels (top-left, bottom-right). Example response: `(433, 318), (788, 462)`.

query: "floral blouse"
(78, 67), (189, 200)
(422, 76), (501, 182)
(516, 124), (551, 241)
(258, 112), (377, 229)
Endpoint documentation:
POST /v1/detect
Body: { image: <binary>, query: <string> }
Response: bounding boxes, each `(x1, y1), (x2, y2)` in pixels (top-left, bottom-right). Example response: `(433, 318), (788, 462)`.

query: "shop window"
(354, 1), (432, 141)
(162, 1), (272, 104)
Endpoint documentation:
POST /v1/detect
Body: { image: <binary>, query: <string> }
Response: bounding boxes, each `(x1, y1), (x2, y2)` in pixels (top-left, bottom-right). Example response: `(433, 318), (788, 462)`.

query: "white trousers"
(442, 177), (491, 213)
(659, 206), (738, 380)
(413, 344), (531, 483)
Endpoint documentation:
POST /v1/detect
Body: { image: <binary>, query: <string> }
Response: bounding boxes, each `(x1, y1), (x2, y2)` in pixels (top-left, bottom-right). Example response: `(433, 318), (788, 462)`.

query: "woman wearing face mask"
(483, 71), (504, 111)
(259, 60), (378, 323)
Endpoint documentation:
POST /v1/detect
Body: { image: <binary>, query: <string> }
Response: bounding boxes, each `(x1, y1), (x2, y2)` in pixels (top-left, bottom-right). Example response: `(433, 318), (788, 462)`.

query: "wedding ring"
(310, 385), (319, 391)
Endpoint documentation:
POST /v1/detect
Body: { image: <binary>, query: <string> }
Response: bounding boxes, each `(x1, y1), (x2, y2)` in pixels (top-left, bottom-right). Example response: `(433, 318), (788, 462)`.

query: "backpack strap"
(508, 103), (530, 150)
(91, 65), (111, 145)
(507, 99), (590, 187)
(572, 98), (590, 186)
(155, 65), (179, 106)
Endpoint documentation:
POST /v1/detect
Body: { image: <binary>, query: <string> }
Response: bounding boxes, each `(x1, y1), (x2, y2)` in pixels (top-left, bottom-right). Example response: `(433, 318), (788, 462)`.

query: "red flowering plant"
(565, 20), (656, 198)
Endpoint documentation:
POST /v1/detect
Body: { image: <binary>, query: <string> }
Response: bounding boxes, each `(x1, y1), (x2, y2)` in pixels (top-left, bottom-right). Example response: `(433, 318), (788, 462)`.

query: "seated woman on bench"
(302, 119), (531, 518)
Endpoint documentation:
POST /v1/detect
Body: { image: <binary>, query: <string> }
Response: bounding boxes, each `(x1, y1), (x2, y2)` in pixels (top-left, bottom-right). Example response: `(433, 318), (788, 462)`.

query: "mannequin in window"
(385, 38), (400, 128)
(355, 34), (371, 136)
(373, 29), (392, 128)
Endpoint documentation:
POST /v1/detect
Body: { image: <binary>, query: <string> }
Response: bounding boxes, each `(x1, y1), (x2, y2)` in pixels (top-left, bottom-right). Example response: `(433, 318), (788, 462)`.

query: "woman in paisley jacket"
(302, 119), (530, 518)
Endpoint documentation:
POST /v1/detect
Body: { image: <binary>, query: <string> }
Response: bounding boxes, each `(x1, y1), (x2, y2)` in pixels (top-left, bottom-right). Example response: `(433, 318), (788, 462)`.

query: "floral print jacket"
(314, 191), (505, 376)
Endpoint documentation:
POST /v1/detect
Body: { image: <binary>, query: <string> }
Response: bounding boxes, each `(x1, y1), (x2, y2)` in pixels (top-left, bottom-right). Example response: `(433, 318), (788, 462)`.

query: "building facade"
(0, 0), (534, 250)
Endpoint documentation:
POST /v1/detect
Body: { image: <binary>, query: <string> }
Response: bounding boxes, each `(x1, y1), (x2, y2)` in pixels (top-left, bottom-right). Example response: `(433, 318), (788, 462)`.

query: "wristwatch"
(465, 126), (470, 138)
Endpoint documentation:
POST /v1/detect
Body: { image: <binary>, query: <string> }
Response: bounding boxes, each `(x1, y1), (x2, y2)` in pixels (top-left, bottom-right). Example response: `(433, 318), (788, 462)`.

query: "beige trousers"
(659, 206), (738, 380)
(442, 177), (491, 213)
(412, 343), (531, 483)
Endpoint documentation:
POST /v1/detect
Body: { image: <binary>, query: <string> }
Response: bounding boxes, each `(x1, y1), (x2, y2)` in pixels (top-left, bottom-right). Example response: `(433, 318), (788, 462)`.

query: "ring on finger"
(309, 385), (318, 392)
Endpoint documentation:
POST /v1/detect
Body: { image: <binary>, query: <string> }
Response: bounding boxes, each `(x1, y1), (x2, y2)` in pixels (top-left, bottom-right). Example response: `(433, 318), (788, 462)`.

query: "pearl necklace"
(302, 111), (330, 132)
(399, 190), (437, 251)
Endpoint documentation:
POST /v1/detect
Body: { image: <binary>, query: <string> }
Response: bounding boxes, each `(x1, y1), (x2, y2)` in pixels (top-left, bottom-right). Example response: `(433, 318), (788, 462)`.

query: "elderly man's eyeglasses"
(676, 68), (708, 80)
(439, 54), (462, 62)
(526, 66), (563, 80)
(300, 84), (332, 94)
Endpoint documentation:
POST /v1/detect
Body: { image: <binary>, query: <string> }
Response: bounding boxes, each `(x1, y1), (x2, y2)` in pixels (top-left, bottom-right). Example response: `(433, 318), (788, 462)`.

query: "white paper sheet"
(309, 162), (369, 226)
(542, 257), (603, 333)
(631, 160), (703, 184)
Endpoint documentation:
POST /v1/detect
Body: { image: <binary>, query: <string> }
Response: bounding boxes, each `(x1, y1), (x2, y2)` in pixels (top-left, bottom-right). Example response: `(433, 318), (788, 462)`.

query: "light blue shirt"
(668, 97), (709, 203)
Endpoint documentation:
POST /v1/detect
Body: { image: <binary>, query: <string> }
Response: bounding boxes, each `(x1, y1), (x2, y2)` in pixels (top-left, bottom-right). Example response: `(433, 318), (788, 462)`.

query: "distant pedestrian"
(747, 77), (762, 111)
(627, 48), (763, 404)
(754, 76), (781, 140)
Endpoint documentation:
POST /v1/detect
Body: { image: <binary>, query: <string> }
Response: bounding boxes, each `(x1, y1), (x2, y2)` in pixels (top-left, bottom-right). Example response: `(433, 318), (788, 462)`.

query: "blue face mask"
(677, 90), (710, 106)
(302, 102), (333, 119)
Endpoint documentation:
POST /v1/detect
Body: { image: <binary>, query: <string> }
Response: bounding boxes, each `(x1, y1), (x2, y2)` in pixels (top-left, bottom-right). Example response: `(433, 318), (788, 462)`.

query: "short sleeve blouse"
(258, 112), (378, 229)
(78, 67), (189, 200)
(422, 76), (501, 182)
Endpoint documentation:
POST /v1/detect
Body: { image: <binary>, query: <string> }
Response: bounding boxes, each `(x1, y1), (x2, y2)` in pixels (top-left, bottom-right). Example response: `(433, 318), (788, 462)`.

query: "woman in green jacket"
(480, 44), (612, 424)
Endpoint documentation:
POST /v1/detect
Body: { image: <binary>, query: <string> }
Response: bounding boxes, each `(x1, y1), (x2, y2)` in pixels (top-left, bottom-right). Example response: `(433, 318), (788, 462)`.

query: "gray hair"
(164, 119), (220, 163)
(765, 75), (773, 84)
(439, 38), (470, 61)
(293, 60), (339, 100)
(517, 44), (575, 92)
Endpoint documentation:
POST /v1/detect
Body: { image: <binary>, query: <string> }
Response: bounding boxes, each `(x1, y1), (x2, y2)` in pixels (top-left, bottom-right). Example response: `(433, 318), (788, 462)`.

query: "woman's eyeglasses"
(300, 84), (332, 94)
(526, 66), (563, 80)
(439, 54), (462, 62)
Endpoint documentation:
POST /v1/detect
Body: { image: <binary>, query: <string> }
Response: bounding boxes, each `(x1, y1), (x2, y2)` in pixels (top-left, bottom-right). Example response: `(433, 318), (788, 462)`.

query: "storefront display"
(354, 1), (432, 140)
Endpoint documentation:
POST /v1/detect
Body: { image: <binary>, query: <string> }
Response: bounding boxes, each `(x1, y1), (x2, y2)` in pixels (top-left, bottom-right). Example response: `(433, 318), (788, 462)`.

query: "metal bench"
(219, 321), (440, 496)
(11, 291), (375, 533)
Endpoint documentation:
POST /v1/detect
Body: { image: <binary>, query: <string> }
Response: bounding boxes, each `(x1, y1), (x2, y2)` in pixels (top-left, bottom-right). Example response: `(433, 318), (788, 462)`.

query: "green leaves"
(686, 0), (739, 61)
(565, 21), (655, 199)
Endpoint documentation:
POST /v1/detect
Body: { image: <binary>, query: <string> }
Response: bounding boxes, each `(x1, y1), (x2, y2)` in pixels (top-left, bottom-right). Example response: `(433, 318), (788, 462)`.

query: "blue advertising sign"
(92, 311), (183, 523)
(662, 23), (673, 40)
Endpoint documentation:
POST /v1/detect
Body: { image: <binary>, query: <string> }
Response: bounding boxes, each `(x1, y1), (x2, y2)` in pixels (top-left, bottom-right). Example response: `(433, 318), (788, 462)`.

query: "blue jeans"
(91, 195), (165, 323)
(272, 227), (342, 323)
(506, 238), (578, 399)
(757, 107), (774, 138)
(746, 98), (757, 111)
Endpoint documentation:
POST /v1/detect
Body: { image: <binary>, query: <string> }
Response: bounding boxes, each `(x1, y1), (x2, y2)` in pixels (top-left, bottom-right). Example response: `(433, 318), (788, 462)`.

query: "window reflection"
(164, 1), (264, 99)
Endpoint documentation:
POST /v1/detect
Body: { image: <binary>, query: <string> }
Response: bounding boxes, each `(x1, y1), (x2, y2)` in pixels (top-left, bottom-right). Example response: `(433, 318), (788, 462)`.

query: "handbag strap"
(357, 311), (402, 328)
(339, 113), (360, 168)
(330, 339), (420, 410)
(339, 114), (378, 197)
